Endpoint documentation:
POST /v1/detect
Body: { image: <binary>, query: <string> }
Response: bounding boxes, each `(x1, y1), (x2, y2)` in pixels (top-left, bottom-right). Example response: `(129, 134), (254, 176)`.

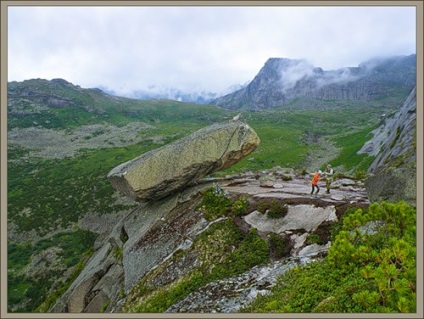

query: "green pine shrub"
(242, 201), (416, 313)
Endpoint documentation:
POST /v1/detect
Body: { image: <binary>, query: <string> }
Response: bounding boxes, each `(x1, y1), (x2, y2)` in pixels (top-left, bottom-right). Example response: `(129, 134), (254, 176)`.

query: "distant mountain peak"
(51, 78), (73, 86)
(210, 54), (416, 110)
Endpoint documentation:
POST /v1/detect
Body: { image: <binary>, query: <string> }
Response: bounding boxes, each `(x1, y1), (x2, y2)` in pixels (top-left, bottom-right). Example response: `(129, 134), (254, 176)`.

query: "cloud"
(7, 5), (416, 97)
(276, 59), (362, 94)
(279, 60), (315, 92)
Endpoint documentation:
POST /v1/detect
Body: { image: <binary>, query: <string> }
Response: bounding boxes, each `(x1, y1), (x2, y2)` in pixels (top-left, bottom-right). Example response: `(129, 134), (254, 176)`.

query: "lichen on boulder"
(107, 121), (260, 202)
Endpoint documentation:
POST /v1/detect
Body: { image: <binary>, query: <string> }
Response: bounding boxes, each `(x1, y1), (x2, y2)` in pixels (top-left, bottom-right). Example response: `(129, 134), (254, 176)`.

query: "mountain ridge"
(209, 54), (416, 110)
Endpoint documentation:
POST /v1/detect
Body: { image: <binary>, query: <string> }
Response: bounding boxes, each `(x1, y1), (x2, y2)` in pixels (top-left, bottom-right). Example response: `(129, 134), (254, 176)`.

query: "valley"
(5, 54), (417, 313)
(4, 99), (391, 312)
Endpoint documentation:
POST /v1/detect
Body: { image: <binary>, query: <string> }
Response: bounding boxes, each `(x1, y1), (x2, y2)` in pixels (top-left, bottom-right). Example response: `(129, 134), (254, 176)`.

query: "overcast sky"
(7, 4), (416, 97)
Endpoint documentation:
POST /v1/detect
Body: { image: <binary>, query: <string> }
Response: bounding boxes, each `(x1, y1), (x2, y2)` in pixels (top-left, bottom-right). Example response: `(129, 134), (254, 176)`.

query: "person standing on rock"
(311, 170), (322, 195)
(323, 164), (334, 194)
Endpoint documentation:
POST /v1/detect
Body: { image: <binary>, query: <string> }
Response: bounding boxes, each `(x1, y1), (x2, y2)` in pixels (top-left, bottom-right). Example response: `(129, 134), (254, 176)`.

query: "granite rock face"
(365, 167), (416, 206)
(107, 121), (260, 202)
(359, 87), (416, 206)
(51, 183), (212, 313)
(358, 86), (416, 173)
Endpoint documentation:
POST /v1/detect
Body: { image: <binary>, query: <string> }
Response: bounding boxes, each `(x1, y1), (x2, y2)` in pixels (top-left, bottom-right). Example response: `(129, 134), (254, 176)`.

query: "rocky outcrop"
(244, 205), (337, 234)
(51, 159), (370, 314)
(359, 87), (416, 206)
(210, 55), (416, 110)
(51, 121), (260, 313)
(364, 167), (416, 206)
(165, 259), (299, 313)
(51, 238), (124, 312)
(107, 121), (260, 202)
(51, 180), (214, 313)
(122, 172), (369, 313)
(358, 86), (416, 172)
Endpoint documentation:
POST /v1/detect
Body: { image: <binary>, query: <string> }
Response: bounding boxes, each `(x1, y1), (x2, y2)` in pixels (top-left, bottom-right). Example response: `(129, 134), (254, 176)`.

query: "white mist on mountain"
(98, 82), (249, 104)
(279, 59), (362, 93)
(279, 59), (315, 93)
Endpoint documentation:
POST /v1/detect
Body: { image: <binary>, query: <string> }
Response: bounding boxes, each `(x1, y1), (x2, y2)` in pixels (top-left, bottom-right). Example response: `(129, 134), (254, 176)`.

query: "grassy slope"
(7, 82), (402, 312)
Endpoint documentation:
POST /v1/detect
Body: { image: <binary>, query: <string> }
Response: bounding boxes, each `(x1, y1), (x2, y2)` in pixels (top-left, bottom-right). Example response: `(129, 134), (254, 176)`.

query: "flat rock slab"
(221, 176), (369, 204)
(108, 121), (260, 202)
(244, 205), (337, 234)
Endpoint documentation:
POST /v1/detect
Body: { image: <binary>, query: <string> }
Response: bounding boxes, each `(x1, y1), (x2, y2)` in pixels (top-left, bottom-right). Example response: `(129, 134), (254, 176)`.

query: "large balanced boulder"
(107, 120), (260, 202)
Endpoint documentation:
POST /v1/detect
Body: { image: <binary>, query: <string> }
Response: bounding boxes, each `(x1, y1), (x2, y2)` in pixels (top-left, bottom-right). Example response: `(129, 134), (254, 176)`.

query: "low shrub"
(268, 233), (288, 259)
(198, 187), (232, 221)
(281, 175), (293, 181)
(354, 170), (367, 180)
(231, 195), (249, 217)
(257, 201), (268, 214)
(267, 201), (288, 219)
(306, 234), (323, 245)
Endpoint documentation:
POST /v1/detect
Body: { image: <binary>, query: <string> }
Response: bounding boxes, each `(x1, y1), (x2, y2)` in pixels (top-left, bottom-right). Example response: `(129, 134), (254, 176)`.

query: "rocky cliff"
(358, 87), (416, 206)
(49, 121), (370, 313)
(50, 120), (260, 312)
(358, 87), (416, 172)
(210, 55), (416, 110)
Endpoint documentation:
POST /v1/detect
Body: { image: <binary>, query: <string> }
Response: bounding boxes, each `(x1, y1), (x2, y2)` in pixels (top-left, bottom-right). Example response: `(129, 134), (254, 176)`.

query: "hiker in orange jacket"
(311, 170), (322, 195)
